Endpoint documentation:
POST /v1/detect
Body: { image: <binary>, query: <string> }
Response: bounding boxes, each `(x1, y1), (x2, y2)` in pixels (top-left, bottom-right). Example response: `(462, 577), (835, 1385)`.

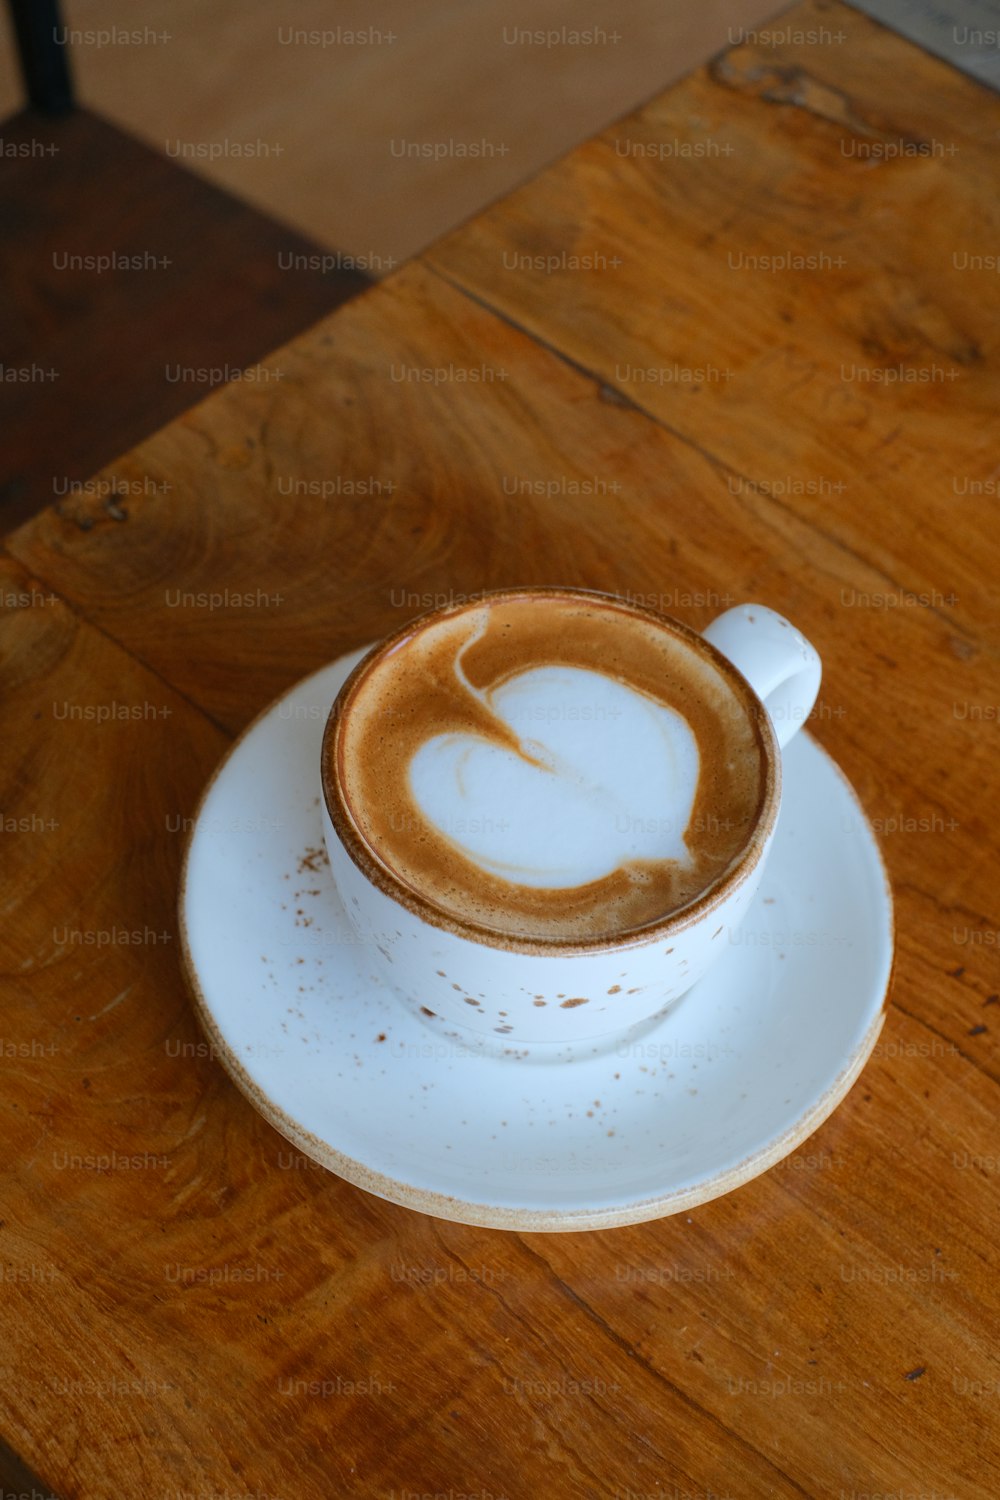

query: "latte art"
(408, 665), (701, 886)
(327, 592), (770, 941)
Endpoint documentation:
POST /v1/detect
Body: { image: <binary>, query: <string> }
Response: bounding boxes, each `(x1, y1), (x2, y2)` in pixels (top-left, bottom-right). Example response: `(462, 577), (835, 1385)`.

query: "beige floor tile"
(2, 0), (781, 263)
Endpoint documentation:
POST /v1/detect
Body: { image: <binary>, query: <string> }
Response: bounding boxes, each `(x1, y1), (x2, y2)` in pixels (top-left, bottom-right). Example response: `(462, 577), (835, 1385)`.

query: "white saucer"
(179, 651), (894, 1232)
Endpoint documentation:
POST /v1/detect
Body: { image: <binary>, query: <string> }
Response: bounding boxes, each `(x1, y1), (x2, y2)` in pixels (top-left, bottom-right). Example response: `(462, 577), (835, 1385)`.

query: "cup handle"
(702, 604), (822, 751)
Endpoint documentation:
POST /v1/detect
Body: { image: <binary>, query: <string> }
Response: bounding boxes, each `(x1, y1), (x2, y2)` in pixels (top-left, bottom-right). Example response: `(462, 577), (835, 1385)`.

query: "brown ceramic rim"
(321, 585), (781, 957)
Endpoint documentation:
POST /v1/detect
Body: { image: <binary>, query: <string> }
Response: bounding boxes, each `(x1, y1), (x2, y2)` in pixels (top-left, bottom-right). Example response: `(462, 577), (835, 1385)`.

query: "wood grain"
(3, 3), (999, 1495)
(425, 0), (1000, 648)
(4, 255), (999, 1495)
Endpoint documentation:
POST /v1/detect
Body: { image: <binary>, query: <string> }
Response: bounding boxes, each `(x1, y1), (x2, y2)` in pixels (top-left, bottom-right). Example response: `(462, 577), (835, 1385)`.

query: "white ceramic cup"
(320, 589), (820, 1059)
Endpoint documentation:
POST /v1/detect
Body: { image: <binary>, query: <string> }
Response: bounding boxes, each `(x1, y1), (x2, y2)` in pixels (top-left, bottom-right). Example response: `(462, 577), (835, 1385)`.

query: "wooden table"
(3, 2), (998, 1494)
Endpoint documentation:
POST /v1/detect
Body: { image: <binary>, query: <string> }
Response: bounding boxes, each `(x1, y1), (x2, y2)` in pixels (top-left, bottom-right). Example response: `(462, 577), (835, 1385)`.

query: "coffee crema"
(325, 591), (771, 942)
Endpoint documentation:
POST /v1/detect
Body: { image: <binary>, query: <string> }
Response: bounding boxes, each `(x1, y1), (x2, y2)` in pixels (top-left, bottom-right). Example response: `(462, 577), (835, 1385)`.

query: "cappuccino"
(325, 590), (770, 942)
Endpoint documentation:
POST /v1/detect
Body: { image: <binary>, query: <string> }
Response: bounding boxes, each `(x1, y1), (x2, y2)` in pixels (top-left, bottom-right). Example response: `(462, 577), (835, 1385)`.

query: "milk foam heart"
(408, 666), (699, 887)
(328, 591), (768, 939)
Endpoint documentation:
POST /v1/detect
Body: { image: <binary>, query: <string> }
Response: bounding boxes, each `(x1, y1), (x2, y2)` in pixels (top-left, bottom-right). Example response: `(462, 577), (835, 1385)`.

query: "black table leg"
(6, 0), (74, 114)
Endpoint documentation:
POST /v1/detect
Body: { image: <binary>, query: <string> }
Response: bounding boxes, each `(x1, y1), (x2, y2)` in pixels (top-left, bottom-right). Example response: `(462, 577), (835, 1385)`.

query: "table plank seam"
(888, 996), (999, 1091)
(512, 1236), (817, 1497)
(0, 544), (236, 742)
(423, 265), (978, 650)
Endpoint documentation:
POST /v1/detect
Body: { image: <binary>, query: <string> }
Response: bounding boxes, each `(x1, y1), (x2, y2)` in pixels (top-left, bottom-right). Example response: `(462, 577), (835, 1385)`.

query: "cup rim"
(320, 585), (781, 957)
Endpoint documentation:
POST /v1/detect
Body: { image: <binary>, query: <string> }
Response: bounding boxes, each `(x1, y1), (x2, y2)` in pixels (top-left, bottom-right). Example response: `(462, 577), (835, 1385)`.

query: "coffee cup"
(320, 588), (820, 1058)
